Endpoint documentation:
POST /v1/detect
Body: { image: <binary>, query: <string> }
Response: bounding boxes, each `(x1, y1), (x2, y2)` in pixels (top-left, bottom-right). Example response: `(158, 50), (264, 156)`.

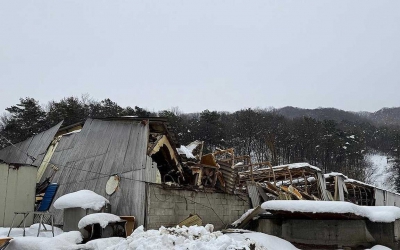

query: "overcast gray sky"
(1, 0), (399, 114)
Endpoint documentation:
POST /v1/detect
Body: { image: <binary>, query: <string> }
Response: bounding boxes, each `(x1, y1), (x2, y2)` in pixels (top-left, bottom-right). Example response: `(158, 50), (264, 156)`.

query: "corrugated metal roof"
(46, 118), (150, 226)
(0, 122), (63, 166)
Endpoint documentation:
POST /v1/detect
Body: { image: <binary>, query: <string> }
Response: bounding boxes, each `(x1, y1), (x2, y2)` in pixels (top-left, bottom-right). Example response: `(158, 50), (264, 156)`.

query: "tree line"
(1, 96), (400, 190)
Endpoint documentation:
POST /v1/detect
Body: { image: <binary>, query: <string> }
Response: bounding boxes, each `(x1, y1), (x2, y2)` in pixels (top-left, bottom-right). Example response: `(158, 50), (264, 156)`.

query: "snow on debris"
(78, 213), (121, 229)
(53, 190), (109, 210)
(5, 231), (82, 250)
(232, 208), (255, 227)
(177, 145), (196, 159)
(89, 224), (299, 250)
(242, 162), (321, 174)
(262, 200), (400, 223)
(280, 162), (321, 171)
(324, 172), (348, 178)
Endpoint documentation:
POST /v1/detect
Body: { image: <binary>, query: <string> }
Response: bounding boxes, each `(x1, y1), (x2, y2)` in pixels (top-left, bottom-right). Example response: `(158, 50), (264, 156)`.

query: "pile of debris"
(172, 143), (240, 194)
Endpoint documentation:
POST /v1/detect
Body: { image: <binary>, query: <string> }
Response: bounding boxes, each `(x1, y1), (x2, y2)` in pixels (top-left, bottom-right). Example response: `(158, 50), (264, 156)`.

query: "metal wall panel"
(386, 192), (400, 207)
(0, 163), (9, 226)
(0, 164), (37, 227)
(374, 189), (385, 206)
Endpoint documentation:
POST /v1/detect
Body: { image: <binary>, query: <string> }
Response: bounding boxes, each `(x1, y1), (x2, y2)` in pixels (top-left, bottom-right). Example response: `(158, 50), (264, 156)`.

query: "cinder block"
(175, 202), (188, 211)
(154, 209), (174, 216)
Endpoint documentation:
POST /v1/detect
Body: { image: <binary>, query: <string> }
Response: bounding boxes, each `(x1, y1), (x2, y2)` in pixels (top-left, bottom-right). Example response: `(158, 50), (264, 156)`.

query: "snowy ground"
(0, 223), (63, 238)
(0, 223), (392, 250)
(1, 224), (297, 250)
(365, 153), (396, 191)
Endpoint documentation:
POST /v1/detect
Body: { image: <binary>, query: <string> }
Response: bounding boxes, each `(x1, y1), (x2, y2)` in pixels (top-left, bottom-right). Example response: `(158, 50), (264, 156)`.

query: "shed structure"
(0, 122), (62, 226)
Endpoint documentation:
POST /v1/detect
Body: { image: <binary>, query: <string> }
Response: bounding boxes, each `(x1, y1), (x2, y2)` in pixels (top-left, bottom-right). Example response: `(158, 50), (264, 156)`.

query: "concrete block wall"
(145, 184), (250, 230)
(256, 218), (400, 249)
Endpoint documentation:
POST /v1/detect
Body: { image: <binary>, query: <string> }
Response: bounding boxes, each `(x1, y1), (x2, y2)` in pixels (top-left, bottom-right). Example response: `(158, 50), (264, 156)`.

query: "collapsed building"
(3, 115), (400, 249)
(0, 117), (249, 230)
(236, 160), (400, 209)
(234, 161), (400, 249)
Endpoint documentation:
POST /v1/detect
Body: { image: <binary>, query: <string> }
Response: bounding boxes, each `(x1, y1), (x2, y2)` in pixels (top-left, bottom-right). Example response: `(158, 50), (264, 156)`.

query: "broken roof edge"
(95, 116), (168, 122)
(345, 178), (400, 196)
(322, 171), (400, 196)
(0, 121), (63, 167)
(240, 162), (322, 174)
(93, 116), (179, 146)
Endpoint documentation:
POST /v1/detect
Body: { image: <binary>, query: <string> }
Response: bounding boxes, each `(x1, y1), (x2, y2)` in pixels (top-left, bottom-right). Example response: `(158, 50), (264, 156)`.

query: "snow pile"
(91, 224), (298, 250)
(262, 200), (400, 223)
(82, 237), (125, 250)
(5, 231), (82, 250)
(103, 224), (252, 250)
(367, 245), (392, 250)
(2, 224), (298, 250)
(78, 213), (121, 229)
(228, 232), (298, 250)
(54, 190), (109, 210)
(177, 145), (196, 159)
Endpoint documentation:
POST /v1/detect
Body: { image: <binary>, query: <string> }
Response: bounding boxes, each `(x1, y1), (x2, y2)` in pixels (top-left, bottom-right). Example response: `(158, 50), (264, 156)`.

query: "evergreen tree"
(47, 97), (88, 126)
(1, 97), (46, 144)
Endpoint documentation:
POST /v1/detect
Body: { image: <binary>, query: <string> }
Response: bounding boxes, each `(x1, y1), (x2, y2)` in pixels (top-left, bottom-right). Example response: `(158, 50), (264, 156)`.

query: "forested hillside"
(1, 96), (400, 190)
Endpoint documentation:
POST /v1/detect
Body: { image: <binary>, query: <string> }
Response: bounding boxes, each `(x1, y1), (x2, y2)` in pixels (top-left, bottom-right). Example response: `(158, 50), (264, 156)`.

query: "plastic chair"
(7, 183), (58, 237)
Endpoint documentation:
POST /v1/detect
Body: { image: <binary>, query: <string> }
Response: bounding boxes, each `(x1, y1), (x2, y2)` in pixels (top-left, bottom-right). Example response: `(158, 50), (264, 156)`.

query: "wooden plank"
(119, 216), (135, 237)
(0, 237), (13, 248)
(178, 214), (202, 227)
(236, 206), (264, 229)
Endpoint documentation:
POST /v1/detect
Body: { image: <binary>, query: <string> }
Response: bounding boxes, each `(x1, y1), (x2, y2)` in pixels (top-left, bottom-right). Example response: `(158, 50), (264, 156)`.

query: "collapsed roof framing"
(238, 162), (328, 205)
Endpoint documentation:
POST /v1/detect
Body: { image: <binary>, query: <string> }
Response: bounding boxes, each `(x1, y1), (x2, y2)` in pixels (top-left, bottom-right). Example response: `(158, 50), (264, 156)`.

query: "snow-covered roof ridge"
(53, 190), (109, 210)
(275, 162), (321, 172)
(324, 172), (348, 179)
(78, 213), (121, 229)
(262, 200), (400, 223)
(240, 162), (321, 174)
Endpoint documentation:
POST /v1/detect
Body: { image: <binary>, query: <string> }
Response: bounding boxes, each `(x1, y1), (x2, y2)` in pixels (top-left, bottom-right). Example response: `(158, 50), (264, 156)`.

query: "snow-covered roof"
(324, 172), (348, 179)
(240, 162), (321, 174)
(78, 213), (121, 229)
(53, 190), (109, 210)
(273, 162), (321, 172)
(262, 200), (400, 223)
